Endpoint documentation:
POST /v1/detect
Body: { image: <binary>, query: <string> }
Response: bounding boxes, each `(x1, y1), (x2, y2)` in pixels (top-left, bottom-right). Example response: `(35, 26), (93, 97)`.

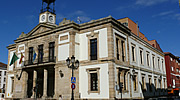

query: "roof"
(0, 62), (7, 68)
(164, 52), (180, 59)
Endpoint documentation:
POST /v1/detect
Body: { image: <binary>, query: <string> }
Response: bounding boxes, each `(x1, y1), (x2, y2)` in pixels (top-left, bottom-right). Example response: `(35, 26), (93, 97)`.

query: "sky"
(0, 0), (180, 64)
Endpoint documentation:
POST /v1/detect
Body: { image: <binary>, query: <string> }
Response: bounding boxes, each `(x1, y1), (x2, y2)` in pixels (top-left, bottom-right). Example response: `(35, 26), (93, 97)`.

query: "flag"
(9, 53), (19, 66)
(33, 49), (37, 61)
(19, 52), (24, 64)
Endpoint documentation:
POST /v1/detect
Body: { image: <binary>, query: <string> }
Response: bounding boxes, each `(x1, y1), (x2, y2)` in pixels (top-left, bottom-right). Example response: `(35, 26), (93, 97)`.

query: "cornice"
(79, 16), (131, 35)
(130, 32), (164, 56)
(14, 22), (80, 43)
(7, 44), (16, 50)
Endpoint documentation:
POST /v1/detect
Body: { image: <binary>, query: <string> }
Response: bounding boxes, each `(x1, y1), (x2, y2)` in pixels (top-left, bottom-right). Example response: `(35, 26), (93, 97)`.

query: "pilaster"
(42, 69), (47, 99)
(31, 70), (37, 98)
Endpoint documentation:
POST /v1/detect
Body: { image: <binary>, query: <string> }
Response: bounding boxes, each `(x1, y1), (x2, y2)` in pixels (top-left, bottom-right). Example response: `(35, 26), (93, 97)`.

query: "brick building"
(164, 52), (180, 96)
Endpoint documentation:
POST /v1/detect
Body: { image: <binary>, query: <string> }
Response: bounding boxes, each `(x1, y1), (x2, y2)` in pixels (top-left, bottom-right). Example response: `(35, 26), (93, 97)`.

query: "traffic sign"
(71, 77), (76, 83)
(71, 83), (76, 90)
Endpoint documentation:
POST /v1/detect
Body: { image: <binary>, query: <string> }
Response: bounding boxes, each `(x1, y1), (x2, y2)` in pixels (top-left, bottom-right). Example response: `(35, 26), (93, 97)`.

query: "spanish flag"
(19, 52), (24, 64)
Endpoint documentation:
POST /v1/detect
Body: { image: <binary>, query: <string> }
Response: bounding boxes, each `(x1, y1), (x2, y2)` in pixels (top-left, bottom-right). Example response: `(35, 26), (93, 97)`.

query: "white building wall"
(58, 44), (69, 61)
(95, 28), (108, 58)
(75, 33), (80, 59)
(128, 37), (166, 98)
(58, 32), (70, 61)
(6, 74), (14, 98)
(79, 63), (109, 99)
(79, 28), (108, 61)
(79, 32), (90, 61)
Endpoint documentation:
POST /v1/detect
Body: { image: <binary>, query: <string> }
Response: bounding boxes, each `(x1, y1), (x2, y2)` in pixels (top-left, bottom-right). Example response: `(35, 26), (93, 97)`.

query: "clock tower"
(39, 0), (56, 24)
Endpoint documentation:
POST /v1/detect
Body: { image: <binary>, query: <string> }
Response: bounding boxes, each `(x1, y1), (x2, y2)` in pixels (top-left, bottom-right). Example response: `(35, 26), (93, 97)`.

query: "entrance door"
(27, 70), (33, 98)
(36, 69), (44, 98)
(47, 68), (55, 97)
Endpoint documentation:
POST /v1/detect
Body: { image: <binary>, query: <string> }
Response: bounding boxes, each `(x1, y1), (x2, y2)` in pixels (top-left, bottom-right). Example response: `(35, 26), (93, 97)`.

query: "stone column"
(22, 71), (28, 98)
(31, 70), (37, 98)
(42, 69), (48, 98)
(53, 66), (59, 99)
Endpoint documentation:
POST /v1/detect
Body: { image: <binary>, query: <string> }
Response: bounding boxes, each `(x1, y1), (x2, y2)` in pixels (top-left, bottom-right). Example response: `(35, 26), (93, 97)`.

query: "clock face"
(49, 15), (54, 22)
(41, 15), (45, 21)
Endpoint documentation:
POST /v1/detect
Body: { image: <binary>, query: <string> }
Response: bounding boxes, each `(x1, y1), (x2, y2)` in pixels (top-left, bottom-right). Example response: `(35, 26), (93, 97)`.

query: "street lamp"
(66, 55), (79, 100)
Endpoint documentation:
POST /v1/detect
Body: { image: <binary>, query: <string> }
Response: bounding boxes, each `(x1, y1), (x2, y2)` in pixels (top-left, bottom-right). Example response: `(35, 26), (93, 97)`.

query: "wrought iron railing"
(23, 56), (56, 66)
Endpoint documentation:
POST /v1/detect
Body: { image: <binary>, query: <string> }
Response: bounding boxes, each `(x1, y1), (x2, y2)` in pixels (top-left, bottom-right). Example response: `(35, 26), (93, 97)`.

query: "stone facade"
(6, 9), (167, 99)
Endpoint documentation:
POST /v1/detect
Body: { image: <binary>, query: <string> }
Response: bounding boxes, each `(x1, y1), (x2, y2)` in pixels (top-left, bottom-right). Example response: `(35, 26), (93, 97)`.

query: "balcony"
(23, 57), (56, 66)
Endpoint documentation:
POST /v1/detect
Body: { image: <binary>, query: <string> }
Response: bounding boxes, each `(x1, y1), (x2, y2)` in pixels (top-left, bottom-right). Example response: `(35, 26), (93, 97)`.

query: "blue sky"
(0, 0), (180, 64)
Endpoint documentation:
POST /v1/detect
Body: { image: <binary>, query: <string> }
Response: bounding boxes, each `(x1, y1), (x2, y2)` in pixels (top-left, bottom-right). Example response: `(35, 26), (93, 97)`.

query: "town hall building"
(6, 0), (167, 99)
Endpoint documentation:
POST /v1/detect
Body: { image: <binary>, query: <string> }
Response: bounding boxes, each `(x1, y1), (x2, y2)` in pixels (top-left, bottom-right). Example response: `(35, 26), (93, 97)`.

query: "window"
(49, 42), (55, 62)
(133, 75), (137, 91)
(11, 77), (14, 93)
(152, 56), (155, 68)
(158, 58), (160, 69)
(164, 78), (166, 88)
(149, 77), (152, 92)
(140, 49), (143, 65)
(154, 78), (157, 89)
(90, 73), (98, 91)
(4, 78), (6, 82)
(122, 22), (128, 27)
(159, 80), (162, 89)
(38, 45), (43, 63)
(146, 52), (150, 66)
(0, 71), (1, 76)
(90, 39), (97, 60)
(123, 72), (127, 90)
(4, 72), (6, 76)
(171, 67), (174, 71)
(142, 76), (146, 90)
(132, 45), (136, 62)
(116, 38), (119, 60)
(121, 40), (125, 62)
(173, 79), (175, 86)
(87, 68), (100, 93)
(28, 47), (33, 64)
(118, 70), (128, 91)
(176, 69), (179, 73)
(162, 60), (164, 72)
(116, 36), (126, 62)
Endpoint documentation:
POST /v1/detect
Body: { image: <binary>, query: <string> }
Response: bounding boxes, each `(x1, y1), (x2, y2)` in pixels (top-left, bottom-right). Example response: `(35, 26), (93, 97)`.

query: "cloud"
(152, 11), (174, 17)
(135, 0), (169, 6)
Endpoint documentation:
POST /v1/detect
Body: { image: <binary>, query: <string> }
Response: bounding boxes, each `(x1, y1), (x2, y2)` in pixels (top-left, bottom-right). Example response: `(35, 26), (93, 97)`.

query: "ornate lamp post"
(66, 55), (79, 100)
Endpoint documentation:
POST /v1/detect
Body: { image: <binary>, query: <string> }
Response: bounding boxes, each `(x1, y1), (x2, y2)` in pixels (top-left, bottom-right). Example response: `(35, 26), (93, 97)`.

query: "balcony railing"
(24, 57), (56, 66)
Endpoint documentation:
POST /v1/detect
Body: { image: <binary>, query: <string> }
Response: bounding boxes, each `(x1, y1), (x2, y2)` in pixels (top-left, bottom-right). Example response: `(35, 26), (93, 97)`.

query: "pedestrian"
(59, 95), (63, 100)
